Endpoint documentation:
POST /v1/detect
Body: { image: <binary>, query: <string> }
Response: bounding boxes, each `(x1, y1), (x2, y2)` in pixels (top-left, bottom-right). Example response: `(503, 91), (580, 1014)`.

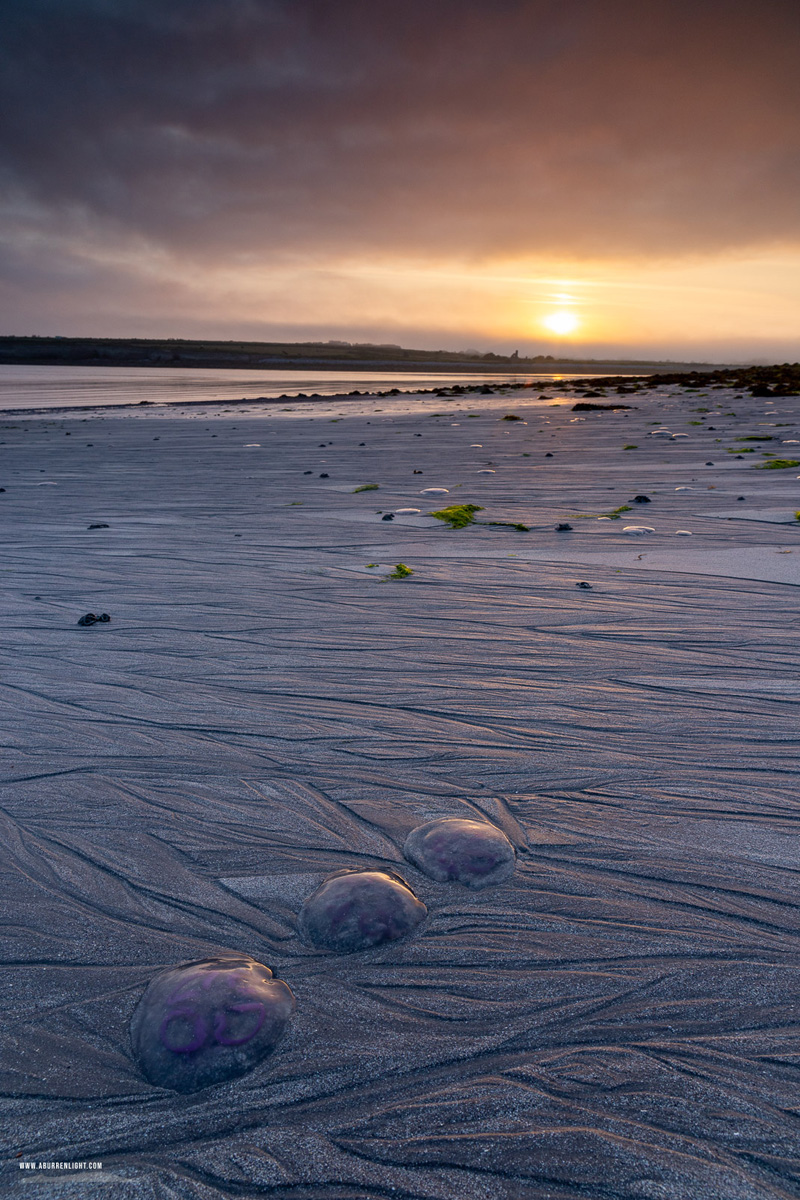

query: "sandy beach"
(2, 379), (800, 1198)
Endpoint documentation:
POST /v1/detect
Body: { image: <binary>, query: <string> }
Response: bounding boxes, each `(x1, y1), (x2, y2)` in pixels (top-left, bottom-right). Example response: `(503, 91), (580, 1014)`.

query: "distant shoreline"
(0, 334), (727, 374)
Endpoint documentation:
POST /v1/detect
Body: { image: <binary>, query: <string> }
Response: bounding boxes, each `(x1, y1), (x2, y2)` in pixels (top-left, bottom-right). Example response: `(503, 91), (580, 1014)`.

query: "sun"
(542, 311), (580, 335)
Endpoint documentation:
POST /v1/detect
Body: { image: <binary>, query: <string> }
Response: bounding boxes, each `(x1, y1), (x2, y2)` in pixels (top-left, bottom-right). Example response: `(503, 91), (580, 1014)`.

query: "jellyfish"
(130, 955), (295, 1093)
(298, 869), (427, 953)
(404, 817), (516, 889)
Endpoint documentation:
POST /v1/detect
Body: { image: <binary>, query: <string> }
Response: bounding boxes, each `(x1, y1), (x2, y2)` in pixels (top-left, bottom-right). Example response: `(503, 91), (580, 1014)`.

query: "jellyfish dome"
(130, 955), (295, 1093)
(298, 869), (427, 953)
(404, 817), (516, 889)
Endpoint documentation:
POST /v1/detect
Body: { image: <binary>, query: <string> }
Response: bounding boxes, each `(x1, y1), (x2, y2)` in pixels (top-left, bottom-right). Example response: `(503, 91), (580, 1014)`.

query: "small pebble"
(555, 523), (572, 531)
(576, 581), (592, 589)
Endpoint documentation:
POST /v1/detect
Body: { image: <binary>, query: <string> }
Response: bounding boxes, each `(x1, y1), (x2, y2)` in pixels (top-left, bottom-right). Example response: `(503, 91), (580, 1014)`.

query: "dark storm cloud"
(1, 0), (799, 265)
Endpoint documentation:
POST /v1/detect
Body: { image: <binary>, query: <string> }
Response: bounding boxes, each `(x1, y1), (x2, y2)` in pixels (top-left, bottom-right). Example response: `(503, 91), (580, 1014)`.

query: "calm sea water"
(0, 364), (643, 412)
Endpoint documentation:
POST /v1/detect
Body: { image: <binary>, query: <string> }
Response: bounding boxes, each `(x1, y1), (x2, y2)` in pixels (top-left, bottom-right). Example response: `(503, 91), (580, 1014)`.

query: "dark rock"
(632, 495), (651, 503)
(382, 513), (394, 521)
(88, 523), (109, 529)
(576, 581), (592, 589)
(556, 523), (573, 531)
(413, 469), (423, 474)
(737, 496), (746, 500)
(705, 461), (715, 465)
(77, 613), (98, 626)
(359, 442), (366, 446)
(319, 473), (329, 478)
(303, 470), (312, 474)
(545, 452), (554, 457)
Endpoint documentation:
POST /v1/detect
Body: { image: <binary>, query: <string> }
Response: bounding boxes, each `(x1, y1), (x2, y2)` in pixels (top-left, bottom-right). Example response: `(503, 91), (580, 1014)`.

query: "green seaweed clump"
(353, 483), (379, 492)
(602, 505), (633, 519)
(388, 563), (413, 578)
(623, 444), (638, 450)
(484, 520), (531, 531)
(755, 458), (800, 470)
(795, 513), (800, 522)
(735, 435), (774, 442)
(430, 503), (485, 528)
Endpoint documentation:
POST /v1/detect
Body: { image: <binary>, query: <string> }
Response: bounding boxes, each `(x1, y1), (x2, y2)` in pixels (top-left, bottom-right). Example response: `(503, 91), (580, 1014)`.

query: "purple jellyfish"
(403, 817), (516, 889)
(298, 869), (427, 952)
(130, 955), (295, 1092)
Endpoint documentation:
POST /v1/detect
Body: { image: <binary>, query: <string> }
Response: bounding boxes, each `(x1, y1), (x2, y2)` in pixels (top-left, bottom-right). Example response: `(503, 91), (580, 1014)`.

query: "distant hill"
(0, 335), (723, 373)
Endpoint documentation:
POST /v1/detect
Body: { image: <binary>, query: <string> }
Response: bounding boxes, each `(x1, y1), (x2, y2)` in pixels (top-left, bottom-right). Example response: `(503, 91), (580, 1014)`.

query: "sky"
(0, 0), (798, 361)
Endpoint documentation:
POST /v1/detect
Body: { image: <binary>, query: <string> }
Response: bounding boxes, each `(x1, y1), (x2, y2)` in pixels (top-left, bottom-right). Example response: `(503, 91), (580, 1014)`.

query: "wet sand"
(2, 382), (800, 1198)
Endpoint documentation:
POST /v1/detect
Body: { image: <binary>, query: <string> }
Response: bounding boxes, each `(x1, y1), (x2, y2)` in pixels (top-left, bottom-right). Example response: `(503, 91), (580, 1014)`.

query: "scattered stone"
(395, 508), (421, 514)
(77, 612), (111, 626)
(571, 401), (632, 411)
(298, 869), (426, 952)
(622, 526), (655, 535)
(676, 530), (693, 535)
(413, 469), (423, 474)
(303, 470), (312, 474)
(632, 495), (651, 503)
(576, 581), (593, 589)
(477, 469), (495, 474)
(420, 487), (449, 495)
(382, 513), (394, 520)
(404, 818), (516, 889)
(737, 496), (746, 500)
(705, 462), (715, 466)
(555, 523), (573, 531)
(545, 452), (553, 457)
(88, 523), (109, 529)
(129, 955), (295, 1093)
(319, 473), (329, 478)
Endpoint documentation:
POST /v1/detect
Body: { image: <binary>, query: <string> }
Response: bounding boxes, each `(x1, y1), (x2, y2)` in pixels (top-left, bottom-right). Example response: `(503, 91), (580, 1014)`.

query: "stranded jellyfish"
(298, 869), (427, 953)
(130, 955), (295, 1093)
(404, 817), (516, 889)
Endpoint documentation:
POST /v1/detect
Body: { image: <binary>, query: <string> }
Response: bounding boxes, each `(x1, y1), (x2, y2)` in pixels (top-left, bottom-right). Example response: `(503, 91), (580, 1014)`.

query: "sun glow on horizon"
(542, 310), (580, 336)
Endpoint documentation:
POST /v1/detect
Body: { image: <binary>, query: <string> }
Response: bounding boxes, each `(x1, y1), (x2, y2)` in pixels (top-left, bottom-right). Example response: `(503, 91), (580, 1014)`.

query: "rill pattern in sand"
(2, 386), (800, 1198)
